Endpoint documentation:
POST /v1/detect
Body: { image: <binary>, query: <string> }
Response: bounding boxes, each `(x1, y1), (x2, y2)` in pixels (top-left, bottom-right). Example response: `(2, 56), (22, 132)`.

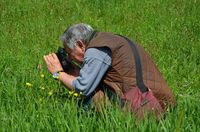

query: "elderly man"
(44, 23), (176, 118)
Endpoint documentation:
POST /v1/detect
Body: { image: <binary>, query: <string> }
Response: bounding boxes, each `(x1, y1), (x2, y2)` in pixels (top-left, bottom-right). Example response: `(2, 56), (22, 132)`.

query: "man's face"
(64, 40), (86, 64)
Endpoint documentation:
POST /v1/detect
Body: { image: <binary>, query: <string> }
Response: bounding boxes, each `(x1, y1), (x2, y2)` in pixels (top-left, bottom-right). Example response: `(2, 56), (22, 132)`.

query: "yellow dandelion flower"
(68, 90), (81, 97)
(73, 93), (79, 97)
(26, 82), (33, 87)
(40, 74), (45, 78)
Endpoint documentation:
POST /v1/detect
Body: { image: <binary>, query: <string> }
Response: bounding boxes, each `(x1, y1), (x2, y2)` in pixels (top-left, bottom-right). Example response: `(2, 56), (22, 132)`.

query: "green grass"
(0, 0), (200, 131)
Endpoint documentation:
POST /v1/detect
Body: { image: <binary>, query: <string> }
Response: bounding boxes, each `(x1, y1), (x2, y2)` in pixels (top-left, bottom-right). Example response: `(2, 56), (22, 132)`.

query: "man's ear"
(76, 40), (86, 52)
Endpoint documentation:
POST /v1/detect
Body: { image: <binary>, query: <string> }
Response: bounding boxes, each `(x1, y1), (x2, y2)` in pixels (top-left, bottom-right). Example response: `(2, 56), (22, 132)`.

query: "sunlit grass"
(0, 0), (199, 131)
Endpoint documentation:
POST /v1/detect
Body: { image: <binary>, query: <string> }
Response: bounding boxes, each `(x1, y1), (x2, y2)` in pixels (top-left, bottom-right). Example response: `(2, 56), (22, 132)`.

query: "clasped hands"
(43, 53), (63, 74)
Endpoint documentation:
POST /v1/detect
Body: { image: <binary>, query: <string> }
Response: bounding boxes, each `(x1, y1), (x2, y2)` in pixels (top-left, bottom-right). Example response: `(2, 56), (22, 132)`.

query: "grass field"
(0, 0), (200, 131)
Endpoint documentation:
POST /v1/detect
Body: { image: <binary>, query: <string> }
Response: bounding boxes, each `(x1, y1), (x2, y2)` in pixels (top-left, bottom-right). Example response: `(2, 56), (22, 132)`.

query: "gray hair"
(60, 23), (94, 49)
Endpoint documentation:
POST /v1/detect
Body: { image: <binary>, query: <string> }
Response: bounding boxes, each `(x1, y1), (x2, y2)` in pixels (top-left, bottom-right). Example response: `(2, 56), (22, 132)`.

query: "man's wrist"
(52, 70), (64, 80)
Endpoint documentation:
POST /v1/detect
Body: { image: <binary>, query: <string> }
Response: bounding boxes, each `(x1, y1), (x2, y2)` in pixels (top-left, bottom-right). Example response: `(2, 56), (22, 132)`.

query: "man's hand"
(43, 53), (63, 74)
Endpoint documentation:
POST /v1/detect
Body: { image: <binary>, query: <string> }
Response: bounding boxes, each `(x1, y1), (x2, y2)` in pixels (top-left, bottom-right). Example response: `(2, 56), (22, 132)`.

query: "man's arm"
(44, 47), (112, 95)
(58, 72), (76, 90)
(72, 48), (111, 96)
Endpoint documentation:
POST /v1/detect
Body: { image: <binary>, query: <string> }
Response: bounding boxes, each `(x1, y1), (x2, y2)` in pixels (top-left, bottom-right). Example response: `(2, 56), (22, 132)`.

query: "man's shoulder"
(84, 48), (112, 64)
(85, 47), (111, 57)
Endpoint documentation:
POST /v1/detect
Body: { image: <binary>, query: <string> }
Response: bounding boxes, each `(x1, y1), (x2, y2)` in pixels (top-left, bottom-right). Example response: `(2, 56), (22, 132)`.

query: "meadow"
(0, 0), (200, 131)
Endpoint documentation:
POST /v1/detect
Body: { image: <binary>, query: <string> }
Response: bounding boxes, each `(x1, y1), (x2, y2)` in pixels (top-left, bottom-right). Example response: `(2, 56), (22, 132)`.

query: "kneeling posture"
(44, 23), (176, 118)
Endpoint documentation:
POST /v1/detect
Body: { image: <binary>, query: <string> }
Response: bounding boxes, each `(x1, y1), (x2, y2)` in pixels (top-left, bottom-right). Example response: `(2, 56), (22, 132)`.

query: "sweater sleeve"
(72, 47), (112, 97)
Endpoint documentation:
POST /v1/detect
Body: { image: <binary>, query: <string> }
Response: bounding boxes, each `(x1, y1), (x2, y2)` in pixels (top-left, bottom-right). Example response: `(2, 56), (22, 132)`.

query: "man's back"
(87, 32), (176, 109)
